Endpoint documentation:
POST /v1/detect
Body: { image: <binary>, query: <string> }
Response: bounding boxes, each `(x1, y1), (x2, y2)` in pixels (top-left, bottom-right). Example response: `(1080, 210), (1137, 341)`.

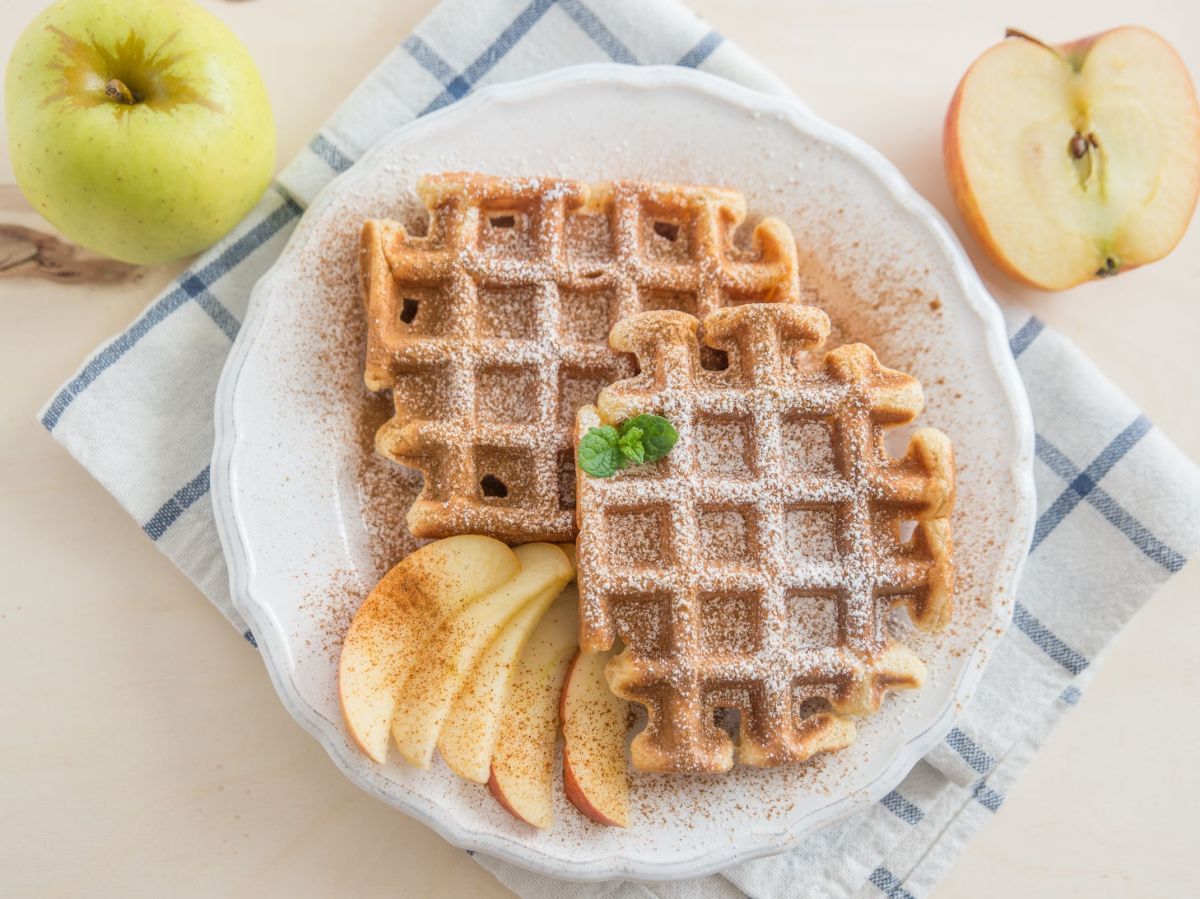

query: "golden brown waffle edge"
(573, 303), (955, 773)
(359, 172), (806, 544)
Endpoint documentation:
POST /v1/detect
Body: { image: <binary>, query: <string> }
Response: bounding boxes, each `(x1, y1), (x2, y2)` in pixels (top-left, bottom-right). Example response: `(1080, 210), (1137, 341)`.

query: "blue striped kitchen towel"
(39, 1), (1200, 897)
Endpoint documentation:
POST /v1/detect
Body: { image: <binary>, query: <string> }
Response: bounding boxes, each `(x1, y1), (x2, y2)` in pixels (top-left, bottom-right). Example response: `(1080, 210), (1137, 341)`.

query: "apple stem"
(104, 78), (137, 105)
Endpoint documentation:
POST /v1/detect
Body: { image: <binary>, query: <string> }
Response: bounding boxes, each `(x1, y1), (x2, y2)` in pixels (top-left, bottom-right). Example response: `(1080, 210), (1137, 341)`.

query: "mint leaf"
(580, 415), (678, 478)
(619, 414), (678, 462)
(617, 426), (645, 465)
(579, 426), (623, 478)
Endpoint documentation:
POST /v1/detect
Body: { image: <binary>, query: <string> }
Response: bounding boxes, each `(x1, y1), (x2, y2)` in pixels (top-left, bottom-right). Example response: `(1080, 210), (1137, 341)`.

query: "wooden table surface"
(2, 1), (1197, 896)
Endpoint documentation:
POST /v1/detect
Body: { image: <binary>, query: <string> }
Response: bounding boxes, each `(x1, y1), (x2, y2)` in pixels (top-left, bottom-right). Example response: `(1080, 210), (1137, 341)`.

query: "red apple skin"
(562, 743), (626, 828)
(943, 76), (1017, 282)
(487, 768), (534, 827)
(943, 36), (1058, 289)
(944, 26), (1200, 291)
(559, 651), (630, 828)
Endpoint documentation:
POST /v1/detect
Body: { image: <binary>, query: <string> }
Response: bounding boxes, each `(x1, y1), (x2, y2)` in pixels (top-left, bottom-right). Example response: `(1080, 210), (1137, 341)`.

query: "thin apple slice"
(391, 543), (574, 769)
(338, 536), (520, 763)
(438, 542), (580, 782)
(488, 585), (579, 828)
(561, 649), (630, 827)
(438, 581), (569, 782)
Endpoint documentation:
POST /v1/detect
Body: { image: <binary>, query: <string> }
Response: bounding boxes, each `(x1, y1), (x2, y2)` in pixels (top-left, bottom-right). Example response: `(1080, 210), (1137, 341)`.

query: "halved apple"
(561, 649), (630, 827)
(338, 536), (520, 763)
(945, 26), (1200, 290)
(488, 585), (579, 828)
(391, 543), (574, 769)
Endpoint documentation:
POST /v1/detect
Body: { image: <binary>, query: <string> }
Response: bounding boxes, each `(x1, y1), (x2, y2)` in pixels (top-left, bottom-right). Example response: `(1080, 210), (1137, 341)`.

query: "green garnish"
(578, 414), (679, 478)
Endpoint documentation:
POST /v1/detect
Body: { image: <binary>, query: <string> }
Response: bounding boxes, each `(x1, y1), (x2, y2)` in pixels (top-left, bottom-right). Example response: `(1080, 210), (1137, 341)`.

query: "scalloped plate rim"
(211, 63), (1036, 883)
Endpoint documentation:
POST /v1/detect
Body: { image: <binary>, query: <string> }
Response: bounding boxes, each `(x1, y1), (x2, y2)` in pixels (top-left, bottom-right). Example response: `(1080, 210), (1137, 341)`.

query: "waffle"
(360, 173), (804, 543)
(574, 304), (955, 773)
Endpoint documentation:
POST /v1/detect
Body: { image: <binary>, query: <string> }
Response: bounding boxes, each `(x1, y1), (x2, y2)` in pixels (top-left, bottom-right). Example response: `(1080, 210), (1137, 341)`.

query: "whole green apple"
(5, 0), (275, 264)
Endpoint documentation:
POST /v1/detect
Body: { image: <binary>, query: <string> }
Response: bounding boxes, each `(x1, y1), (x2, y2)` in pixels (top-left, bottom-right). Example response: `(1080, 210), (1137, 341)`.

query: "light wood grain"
(1, 1), (1196, 897)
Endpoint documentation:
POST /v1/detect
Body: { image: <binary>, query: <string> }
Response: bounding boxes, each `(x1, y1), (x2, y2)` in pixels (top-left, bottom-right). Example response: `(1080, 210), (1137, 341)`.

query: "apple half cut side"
(338, 536), (520, 764)
(944, 26), (1200, 290)
(561, 649), (631, 828)
(391, 543), (575, 769)
(489, 585), (580, 828)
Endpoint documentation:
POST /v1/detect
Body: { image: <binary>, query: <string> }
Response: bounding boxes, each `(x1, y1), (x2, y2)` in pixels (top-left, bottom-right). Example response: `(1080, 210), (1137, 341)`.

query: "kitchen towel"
(39, 1), (1200, 896)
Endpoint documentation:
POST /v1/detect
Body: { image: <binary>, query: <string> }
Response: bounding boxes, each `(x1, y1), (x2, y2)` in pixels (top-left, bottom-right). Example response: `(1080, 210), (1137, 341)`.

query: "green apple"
(5, 0), (275, 264)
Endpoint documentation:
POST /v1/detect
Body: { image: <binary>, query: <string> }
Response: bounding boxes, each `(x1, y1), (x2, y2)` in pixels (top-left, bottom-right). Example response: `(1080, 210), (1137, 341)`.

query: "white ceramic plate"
(212, 64), (1035, 882)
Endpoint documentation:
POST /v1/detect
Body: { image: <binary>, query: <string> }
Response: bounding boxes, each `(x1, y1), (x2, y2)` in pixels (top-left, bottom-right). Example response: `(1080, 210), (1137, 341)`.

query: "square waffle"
(360, 173), (804, 543)
(574, 303), (955, 773)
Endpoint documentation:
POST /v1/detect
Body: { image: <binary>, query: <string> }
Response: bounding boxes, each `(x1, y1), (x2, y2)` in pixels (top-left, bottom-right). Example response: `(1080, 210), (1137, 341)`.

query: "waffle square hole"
(639, 288), (698, 317)
(565, 211), (613, 267)
(781, 418), (838, 478)
(480, 208), (534, 257)
(782, 508), (839, 568)
(474, 446), (536, 505)
(693, 416), (754, 478)
(700, 591), (761, 654)
(386, 283), (454, 337)
(560, 288), (616, 343)
(557, 448), (576, 511)
(476, 284), (538, 339)
(704, 685), (752, 731)
(476, 365), (539, 424)
(791, 684), (838, 720)
(642, 216), (690, 261)
(558, 368), (609, 430)
(783, 592), (840, 649)
(612, 594), (671, 658)
(605, 507), (670, 568)
(696, 507), (753, 565)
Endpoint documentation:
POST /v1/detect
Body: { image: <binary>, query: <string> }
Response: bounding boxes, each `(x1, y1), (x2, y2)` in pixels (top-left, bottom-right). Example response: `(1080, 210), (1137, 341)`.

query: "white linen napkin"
(39, 1), (1200, 896)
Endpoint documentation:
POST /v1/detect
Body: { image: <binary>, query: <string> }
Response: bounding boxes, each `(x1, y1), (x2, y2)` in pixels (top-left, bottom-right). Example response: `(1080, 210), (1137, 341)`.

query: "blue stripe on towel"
(945, 727), (995, 774)
(1013, 602), (1089, 676)
(309, 134), (355, 174)
(1008, 316), (1044, 358)
(677, 31), (724, 68)
(880, 790), (924, 825)
(143, 467), (211, 540)
(558, 0), (638, 63)
(417, 0), (557, 115)
(870, 866), (917, 899)
(42, 192), (302, 432)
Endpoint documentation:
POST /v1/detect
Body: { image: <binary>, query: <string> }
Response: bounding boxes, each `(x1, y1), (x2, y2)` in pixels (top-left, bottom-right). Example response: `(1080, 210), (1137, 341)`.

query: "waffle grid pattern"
(575, 304), (955, 772)
(361, 173), (803, 543)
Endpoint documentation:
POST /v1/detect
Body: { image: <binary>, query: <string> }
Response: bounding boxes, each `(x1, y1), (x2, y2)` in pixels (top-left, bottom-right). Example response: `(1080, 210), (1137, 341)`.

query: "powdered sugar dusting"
(575, 302), (954, 772)
(361, 173), (806, 543)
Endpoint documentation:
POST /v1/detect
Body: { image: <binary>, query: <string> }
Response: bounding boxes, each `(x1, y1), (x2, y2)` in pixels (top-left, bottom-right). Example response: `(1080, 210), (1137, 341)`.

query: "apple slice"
(488, 585), (579, 828)
(439, 584), (567, 782)
(561, 649), (630, 827)
(391, 543), (574, 769)
(437, 542), (581, 782)
(945, 26), (1200, 290)
(338, 536), (520, 763)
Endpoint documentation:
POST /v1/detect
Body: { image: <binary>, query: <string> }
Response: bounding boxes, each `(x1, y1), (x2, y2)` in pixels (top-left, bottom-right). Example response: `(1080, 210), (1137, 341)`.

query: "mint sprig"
(578, 414), (678, 478)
